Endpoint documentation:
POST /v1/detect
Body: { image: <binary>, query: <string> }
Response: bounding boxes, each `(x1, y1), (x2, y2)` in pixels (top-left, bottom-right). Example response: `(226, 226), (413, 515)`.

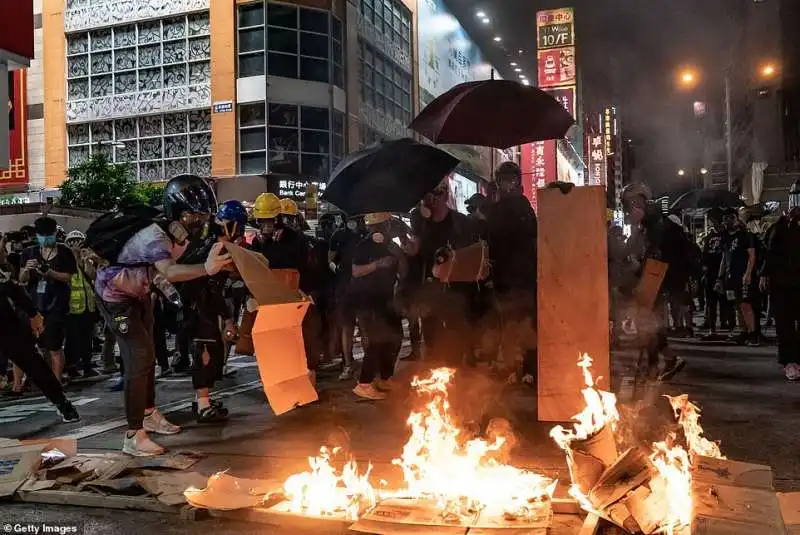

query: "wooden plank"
(551, 498), (581, 515)
(14, 489), (178, 514)
(578, 513), (602, 535)
(537, 186), (610, 422)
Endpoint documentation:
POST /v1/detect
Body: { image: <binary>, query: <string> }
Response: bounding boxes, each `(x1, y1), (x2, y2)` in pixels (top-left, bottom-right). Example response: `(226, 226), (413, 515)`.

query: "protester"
(19, 216), (77, 384)
(718, 209), (759, 345)
(63, 230), (99, 378)
(701, 210), (733, 334)
(762, 180), (800, 380)
(328, 216), (364, 379)
(349, 213), (404, 400)
(92, 174), (232, 456)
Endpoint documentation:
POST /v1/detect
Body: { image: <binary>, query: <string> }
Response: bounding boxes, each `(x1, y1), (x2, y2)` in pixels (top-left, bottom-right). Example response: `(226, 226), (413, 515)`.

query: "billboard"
(545, 86), (576, 118)
(1, 69), (28, 187)
(521, 140), (557, 212)
(0, 0), (34, 62)
(536, 8), (575, 50)
(587, 133), (606, 186)
(418, 0), (493, 107)
(603, 106), (617, 155)
(537, 47), (576, 88)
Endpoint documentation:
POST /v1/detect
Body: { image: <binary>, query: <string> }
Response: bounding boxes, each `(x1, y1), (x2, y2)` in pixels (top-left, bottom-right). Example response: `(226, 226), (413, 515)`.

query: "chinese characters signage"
(1, 70), (28, 187)
(603, 106), (616, 155)
(537, 48), (576, 88)
(266, 176), (327, 202)
(520, 140), (557, 211)
(536, 8), (575, 50)
(587, 134), (606, 186)
(544, 86), (576, 118)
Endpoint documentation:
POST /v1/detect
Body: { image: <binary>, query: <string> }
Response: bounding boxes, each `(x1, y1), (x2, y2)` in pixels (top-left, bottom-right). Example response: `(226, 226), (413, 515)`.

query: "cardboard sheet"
(634, 259), (668, 309)
(0, 443), (45, 497)
(537, 186), (610, 422)
(137, 471), (209, 506)
(778, 492), (800, 535)
(184, 472), (276, 511)
(692, 456), (774, 490)
(692, 481), (785, 535)
(224, 242), (317, 415)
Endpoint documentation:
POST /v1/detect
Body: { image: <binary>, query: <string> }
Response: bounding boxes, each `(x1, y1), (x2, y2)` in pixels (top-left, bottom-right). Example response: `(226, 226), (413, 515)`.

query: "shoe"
(143, 408), (181, 435)
(373, 378), (394, 392)
(191, 398), (224, 415)
(2, 389), (24, 399)
(196, 405), (229, 423)
(339, 366), (353, 381)
(56, 401), (80, 423)
(107, 377), (124, 392)
(785, 363), (800, 381)
(171, 360), (191, 375)
(65, 368), (81, 380)
(157, 367), (173, 378)
(746, 337), (761, 348)
(122, 430), (165, 457)
(658, 358), (686, 382)
(353, 383), (387, 400)
(102, 364), (119, 375)
(82, 368), (100, 378)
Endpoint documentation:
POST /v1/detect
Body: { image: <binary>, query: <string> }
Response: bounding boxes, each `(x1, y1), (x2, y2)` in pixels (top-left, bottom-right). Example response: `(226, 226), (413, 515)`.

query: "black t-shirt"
(347, 238), (398, 309)
(20, 244), (77, 314)
(484, 195), (538, 294)
(409, 208), (477, 284)
(702, 229), (724, 275)
(329, 229), (362, 287)
(723, 229), (756, 282)
(258, 228), (313, 293)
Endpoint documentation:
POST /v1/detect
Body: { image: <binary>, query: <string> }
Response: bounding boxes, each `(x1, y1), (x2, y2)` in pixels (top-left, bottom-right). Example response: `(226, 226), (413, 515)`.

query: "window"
(236, 2), (344, 89)
(67, 110), (212, 181)
(359, 40), (412, 125)
(66, 13), (211, 103)
(360, 0), (411, 57)
(238, 102), (345, 177)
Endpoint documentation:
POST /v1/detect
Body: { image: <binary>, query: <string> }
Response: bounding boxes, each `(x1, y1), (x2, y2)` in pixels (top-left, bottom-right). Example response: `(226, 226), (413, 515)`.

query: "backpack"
(85, 205), (165, 266)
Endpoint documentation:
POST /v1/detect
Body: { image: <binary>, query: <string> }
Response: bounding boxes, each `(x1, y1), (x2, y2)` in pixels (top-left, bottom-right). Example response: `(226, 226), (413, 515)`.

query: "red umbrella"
(409, 80), (575, 149)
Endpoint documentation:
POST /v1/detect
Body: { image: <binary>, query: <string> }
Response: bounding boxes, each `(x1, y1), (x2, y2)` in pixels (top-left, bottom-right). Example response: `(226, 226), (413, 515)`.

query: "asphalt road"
(2, 337), (798, 534)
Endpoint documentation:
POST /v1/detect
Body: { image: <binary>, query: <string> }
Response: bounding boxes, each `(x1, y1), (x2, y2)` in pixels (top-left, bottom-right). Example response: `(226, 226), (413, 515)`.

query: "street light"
(700, 167), (708, 175)
(678, 68), (699, 89)
(760, 63), (778, 79)
(677, 169), (686, 176)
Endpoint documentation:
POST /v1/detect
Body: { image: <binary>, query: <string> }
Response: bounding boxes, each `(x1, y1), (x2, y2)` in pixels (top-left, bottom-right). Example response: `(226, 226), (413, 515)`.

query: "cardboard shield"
(224, 243), (317, 415)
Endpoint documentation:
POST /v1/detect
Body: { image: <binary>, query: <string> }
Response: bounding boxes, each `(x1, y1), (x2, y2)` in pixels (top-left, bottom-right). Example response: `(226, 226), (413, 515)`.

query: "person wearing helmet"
(216, 200), (248, 245)
(93, 174), (232, 456)
(761, 179), (800, 380)
(251, 193), (282, 245)
(620, 182), (689, 381)
(63, 229), (99, 379)
(279, 198), (300, 229)
(65, 230), (86, 249)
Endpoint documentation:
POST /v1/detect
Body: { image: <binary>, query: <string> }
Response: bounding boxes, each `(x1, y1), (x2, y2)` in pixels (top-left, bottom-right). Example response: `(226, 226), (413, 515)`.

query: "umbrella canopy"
(669, 188), (744, 211)
(321, 138), (459, 215)
(409, 80), (575, 149)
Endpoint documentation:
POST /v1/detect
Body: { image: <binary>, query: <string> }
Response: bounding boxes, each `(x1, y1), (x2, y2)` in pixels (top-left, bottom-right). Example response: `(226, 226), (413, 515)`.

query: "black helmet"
(163, 174), (217, 221)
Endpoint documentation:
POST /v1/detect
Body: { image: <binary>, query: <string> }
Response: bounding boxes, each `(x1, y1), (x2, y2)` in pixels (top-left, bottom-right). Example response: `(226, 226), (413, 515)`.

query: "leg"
(102, 324), (118, 372)
(705, 283), (718, 331)
(152, 300), (171, 371)
(2, 329), (68, 407)
(379, 312), (403, 380)
(63, 314), (80, 375)
(773, 291), (797, 366)
(354, 311), (386, 399)
(40, 313), (67, 382)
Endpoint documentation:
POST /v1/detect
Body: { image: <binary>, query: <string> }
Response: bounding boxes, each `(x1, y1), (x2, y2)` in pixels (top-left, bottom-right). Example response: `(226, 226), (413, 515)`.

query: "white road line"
(63, 379), (263, 440)
(0, 417), (26, 424)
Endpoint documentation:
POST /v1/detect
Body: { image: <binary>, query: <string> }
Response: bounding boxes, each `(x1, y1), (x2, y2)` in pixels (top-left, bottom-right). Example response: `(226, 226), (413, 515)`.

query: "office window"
(359, 40), (412, 125)
(66, 110), (212, 181)
(239, 102), (345, 177)
(236, 2), (343, 88)
(360, 0), (411, 57)
(66, 13), (211, 103)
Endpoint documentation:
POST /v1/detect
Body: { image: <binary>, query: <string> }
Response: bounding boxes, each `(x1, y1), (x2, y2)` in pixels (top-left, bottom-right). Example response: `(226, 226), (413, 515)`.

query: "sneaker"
(107, 377), (124, 392)
(785, 363), (800, 381)
(102, 364), (119, 375)
(339, 366), (354, 381)
(196, 405), (229, 423)
(373, 378), (394, 392)
(658, 358), (686, 382)
(82, 368), (100, 378)
(353, 383), (387, 400)
(122, 430), (165, 457)
(143, 408), (181, 435)
(157, 367), (173, 378)
(191, 399), (224, 415)
(56, 401), (80, 423)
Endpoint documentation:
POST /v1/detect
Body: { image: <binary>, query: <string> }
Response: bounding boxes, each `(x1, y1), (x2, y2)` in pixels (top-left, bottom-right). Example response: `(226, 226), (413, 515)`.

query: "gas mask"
(180, 212), (210, 238)
(346, 220), (357, 231)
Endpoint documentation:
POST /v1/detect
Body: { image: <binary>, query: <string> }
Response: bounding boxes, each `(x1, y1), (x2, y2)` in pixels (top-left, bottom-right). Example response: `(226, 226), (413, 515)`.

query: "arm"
(154, 258), (209, 283)
(352, 261), (378, 278)
(4, 280), (39, 318)
(744, 247), (757, 283)
(44, 269), (72, 284)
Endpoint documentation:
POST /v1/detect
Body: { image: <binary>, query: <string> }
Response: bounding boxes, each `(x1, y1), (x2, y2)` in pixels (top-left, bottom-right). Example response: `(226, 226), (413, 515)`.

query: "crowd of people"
(3, 168), (798, 457)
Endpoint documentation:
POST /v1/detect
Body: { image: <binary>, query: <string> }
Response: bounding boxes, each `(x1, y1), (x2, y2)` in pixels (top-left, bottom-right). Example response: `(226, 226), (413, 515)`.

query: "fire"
(549, 354), (619, 451)
(649, 438), (692, 535)
(282, 446), (377, 520)
(665, 394), (725, 460)
(392, 367), (557, 520)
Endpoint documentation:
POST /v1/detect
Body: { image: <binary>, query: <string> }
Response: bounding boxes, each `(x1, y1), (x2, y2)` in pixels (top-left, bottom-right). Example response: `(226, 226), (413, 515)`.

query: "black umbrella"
(409, 79), (575, 149)
(321, 138), (459, 215)
(669, 189), (744, 211)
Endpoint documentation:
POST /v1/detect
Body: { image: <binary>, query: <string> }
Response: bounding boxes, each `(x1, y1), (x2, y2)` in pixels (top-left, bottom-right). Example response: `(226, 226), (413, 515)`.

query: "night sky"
(444, 0), (746, 194)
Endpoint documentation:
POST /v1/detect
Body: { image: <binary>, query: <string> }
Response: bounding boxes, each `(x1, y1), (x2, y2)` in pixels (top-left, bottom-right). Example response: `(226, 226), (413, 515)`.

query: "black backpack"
(85, 205), (166, 266)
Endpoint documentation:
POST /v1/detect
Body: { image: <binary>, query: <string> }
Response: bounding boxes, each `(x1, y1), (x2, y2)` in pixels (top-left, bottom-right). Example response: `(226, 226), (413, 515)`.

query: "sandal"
(196, 405), (229, 423)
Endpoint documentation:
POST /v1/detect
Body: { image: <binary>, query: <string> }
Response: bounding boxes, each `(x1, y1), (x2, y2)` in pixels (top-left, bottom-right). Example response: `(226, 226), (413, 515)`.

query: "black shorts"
(39, 313), (67, 352)
(727, 282), (759, 305)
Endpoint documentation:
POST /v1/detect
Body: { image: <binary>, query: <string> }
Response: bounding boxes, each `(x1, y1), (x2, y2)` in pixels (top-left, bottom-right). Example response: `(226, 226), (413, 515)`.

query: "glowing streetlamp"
(760, 63), (777, 79)
(677, 169), (686, 177)
(700, 168), (708, 175)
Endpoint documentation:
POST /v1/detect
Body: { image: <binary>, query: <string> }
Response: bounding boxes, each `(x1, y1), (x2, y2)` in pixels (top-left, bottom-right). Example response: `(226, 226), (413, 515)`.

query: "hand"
(224, 322), (239, 342)
(204, 242), (233, 275)
(743, 274), (751, 286)
(30, 314), (44, 336)
(246, 297), (259, 313)
(375, 256), (396, 269)
(24, 259), (38, 271)
(760, 277), (769, 293)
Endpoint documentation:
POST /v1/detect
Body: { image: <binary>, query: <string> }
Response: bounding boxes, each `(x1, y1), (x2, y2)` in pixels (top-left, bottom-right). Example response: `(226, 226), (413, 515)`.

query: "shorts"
(727, 282), (759, 305)
(39, 313), (67, 352)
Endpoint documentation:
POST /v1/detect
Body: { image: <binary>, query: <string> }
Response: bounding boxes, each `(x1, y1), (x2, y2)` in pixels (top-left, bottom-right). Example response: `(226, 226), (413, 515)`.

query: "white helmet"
(65, 230), (86, 243)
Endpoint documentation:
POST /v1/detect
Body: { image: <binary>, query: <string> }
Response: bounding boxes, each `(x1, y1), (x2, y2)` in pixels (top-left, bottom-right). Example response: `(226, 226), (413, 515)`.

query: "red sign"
(586, 133), (606, 187)
(537, 47), (575, 88)
(545, 86), (576, 118)
(1, 69), (28, 187)
(0, 0), (34, 61)
(521, 140), (557, 212)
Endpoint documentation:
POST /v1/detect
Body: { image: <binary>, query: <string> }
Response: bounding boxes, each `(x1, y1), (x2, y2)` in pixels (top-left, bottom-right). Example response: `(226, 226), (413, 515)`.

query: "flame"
(649, 438), (692, 535)
(282, 446), (376, 520)
(391, 367), (557, 520)
(549, 354), (619, 450)
(665, 394), (725, 460)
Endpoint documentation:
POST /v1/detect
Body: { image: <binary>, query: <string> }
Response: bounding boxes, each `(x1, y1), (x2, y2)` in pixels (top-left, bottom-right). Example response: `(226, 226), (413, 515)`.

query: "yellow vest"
(69, 270), (96, 315)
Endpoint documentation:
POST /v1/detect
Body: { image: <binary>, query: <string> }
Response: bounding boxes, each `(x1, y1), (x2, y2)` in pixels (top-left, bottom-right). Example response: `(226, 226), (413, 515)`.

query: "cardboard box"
(778, 492), (800, 535)
(225, 243), (317, 415)
(0, 442), (47, 497)
(692, 480), (785, 535)
(692, 456), (774, 490)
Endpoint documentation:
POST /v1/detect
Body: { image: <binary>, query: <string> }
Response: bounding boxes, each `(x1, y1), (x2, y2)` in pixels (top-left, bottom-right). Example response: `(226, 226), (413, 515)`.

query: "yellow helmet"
(252, 193), (281, 220)
(279, 198), (299, 216)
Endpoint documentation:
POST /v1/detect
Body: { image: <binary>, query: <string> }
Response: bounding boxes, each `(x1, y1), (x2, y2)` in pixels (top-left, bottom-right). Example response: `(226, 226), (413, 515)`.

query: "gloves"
(246, 297), (258, 313)
(205, 242), (232, 275)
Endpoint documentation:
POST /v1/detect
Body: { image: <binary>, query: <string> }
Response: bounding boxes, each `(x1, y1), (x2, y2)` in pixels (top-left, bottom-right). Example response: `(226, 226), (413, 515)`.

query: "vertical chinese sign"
(1, 70), (28, 187)
(587, 133), (606, 186)
(603, 106), (616, 156)
(521, 141), (557, 212)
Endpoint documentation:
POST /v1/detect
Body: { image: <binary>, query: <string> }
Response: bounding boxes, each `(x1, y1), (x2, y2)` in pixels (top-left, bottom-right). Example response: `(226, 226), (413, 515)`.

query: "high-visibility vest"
(69, 270), (96, 315)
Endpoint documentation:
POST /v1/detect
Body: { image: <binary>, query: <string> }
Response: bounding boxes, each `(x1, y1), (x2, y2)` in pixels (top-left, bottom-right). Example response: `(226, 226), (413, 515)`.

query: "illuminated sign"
(536, 8), (575, 50)
(545, 86), (576, 118)
(521, 140), (557, 211)
(603, 106), (616, 156)
(537, 47), (576, 88)
(587, 134), (606, 186)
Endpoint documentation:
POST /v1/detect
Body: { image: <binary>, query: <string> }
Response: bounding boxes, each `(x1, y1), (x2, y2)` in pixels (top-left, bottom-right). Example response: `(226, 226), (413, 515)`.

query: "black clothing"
(763, 217), (800, 289)
(722, 230), (757, 284)
(357, 308), (402, 383)
(348, 238), (399, 309)
(773, 287), (800, 366)
(256, 228), (313, 293)
(484, 195), (537, 294)
(21, 244), (77, 314)
(702, 229), (724, 281)
(409, 209), (478, 284)
(65, 312), (95, 372)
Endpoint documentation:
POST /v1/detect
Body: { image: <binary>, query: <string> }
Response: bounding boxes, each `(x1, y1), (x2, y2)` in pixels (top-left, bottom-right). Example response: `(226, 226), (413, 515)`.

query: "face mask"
(37, 235), (56, 247)
(372, 232), (385, 244)
(346, 220), (357, 231)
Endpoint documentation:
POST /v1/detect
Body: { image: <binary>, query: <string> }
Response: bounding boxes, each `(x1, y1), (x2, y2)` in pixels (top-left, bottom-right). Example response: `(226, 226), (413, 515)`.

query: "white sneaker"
(143, 408), (181, 435)
(353, 383), (387, 400)
(373, 378), (393, 392)
(339, 366), (353, 381)
(785, 363), (800, 381)
(122, 429), (165, 457)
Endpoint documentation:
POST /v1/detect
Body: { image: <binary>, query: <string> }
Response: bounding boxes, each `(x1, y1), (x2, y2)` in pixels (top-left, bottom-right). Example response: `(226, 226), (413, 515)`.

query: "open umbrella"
(669, 189), (744, 211)
(321, 138), (459, 215)
(409, 80), (575, 149)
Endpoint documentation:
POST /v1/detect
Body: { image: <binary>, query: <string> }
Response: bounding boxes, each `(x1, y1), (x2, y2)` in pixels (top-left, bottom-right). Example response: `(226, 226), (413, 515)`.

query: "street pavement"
(2, 336), (799, 534)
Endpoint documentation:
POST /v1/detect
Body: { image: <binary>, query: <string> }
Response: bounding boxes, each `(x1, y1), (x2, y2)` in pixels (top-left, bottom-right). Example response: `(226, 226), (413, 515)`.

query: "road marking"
(0, 397), (99, 422)
(63, 380), (263, 440)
